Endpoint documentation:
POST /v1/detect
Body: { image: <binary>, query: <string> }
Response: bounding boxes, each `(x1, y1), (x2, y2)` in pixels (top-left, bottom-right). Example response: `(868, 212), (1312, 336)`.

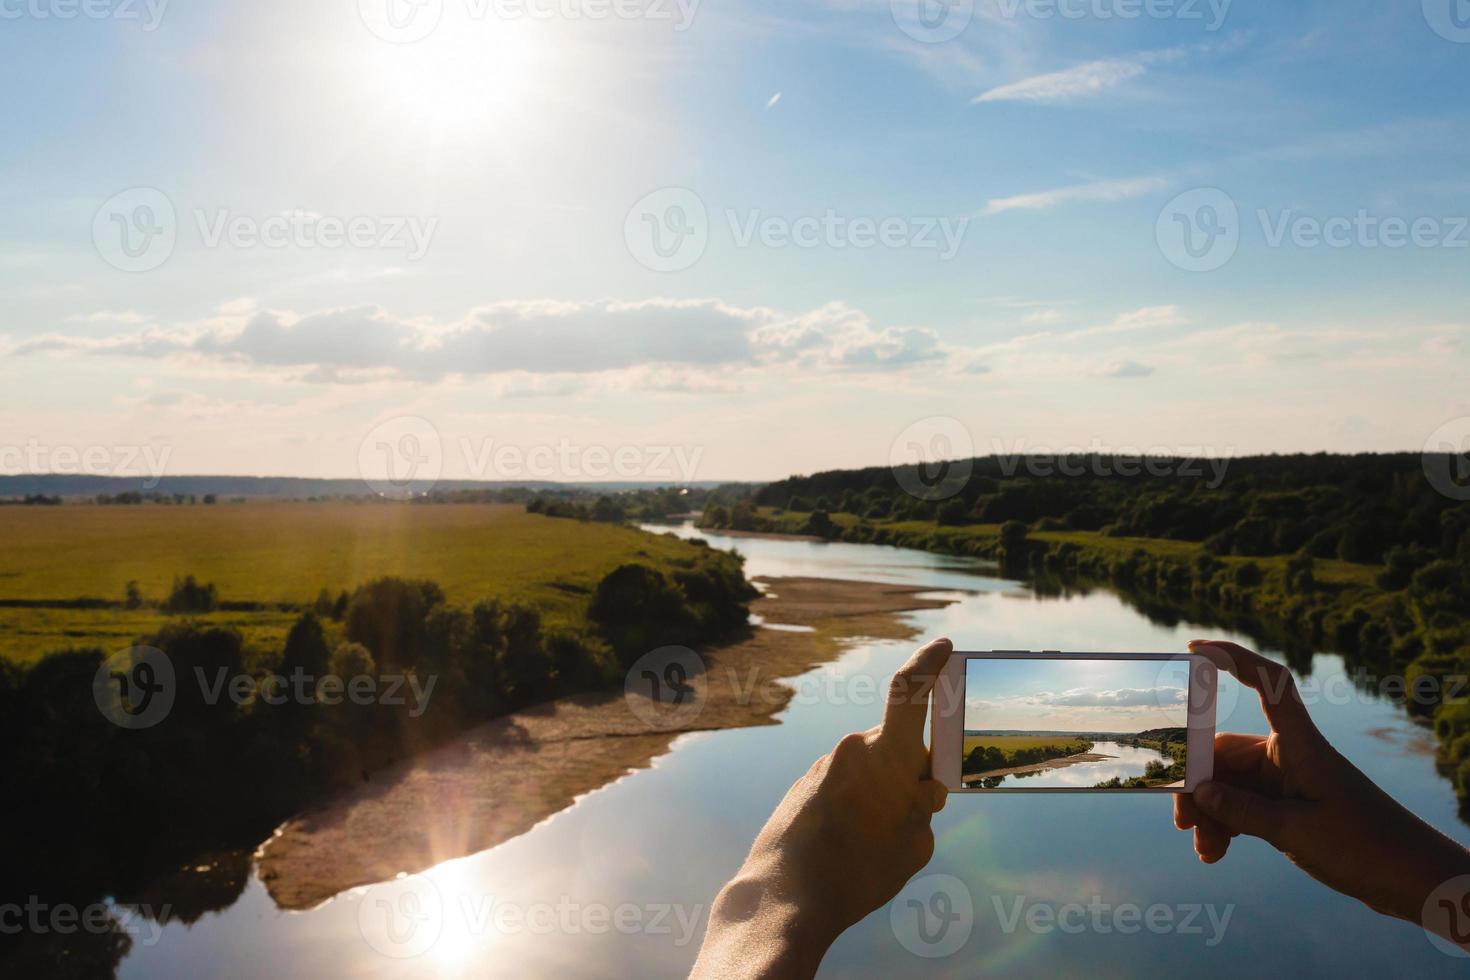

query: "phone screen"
(961, 657), (1192, 791)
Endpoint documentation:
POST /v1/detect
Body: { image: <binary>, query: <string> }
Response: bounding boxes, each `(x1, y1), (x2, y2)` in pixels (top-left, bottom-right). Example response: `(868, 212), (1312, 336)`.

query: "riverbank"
(699, 510), (1470, 815)
(965, 751), (1117, 785)
(255, 576), (957, 910)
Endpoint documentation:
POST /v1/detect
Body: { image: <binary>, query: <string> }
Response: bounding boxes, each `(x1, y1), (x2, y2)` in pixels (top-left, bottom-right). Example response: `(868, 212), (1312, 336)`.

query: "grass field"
(961, 734), (1091, 758)
(0, 502), (713, 664)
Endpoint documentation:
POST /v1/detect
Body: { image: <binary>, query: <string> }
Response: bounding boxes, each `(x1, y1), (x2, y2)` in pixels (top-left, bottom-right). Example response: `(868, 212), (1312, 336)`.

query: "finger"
(1193, 780), (1296, 847)
(878, 637), (953, 753)
(1193, 821), (1233, 864)
(922, 779), (949, 814)
(1212, 732), (1271, 775)
(1175, 792), (1201, 830)
(1189, 641), (1320, 741)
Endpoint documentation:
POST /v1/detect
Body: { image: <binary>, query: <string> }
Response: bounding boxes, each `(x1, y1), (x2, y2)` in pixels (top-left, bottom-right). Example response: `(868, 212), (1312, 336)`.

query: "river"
(111, 523), (1468, 978)
(975, 742), (1176, 789)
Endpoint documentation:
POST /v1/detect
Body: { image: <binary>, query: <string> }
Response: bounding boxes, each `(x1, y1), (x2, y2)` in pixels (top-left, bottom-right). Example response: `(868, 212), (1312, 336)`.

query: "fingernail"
(1196, 782), (1222, 809)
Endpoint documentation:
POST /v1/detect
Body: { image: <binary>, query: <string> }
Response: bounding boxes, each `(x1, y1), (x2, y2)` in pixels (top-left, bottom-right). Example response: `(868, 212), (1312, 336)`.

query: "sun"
(360, 18), (542, 142)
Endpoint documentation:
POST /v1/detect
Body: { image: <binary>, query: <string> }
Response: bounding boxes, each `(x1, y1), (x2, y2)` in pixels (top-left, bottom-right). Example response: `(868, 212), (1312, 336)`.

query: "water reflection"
(978, 742), (1174, 789)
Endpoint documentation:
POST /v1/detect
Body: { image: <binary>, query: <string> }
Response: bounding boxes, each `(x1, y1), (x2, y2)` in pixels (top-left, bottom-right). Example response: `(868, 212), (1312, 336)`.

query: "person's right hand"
(1177, 640), (1470, 945)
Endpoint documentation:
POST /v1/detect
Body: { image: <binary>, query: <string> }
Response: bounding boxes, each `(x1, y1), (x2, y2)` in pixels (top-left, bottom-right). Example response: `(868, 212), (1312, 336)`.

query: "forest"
(702, 453), (1470, 810)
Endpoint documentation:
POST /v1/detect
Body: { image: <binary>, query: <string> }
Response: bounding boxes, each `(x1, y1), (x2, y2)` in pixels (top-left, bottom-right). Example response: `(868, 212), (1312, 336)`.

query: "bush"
(1233, 562), (1264, 588)
(281, 612), (332, 679)
(802, 510), (838, 539)
(164, 575), (217, 613)
(546, 628), (617, 691)
(345, 578), (446, 673)
(588, 564), (694, 666)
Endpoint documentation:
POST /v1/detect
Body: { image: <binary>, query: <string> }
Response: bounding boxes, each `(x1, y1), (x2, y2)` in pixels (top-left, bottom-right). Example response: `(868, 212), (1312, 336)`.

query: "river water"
(978, 741), (1176, 789)
(112, 524), (1469, 978)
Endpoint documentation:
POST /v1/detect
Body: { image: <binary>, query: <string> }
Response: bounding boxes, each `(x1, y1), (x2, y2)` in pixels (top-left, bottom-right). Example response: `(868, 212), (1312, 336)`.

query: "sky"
(964, 657), (1191, 733)
(2, 0), (1468, 483)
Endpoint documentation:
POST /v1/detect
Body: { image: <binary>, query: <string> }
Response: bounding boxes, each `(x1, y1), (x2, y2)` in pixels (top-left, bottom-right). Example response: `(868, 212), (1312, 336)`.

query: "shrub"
(345, 578), (446, 673)
(802, 510), (838, 539)
(164, 575), (217, 613)
(281, 612), (332, 679)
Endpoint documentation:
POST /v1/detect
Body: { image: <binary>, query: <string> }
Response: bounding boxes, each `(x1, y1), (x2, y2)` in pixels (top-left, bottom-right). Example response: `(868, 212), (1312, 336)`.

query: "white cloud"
(972, 45), (1191, 105)
(981, 176), (1167, 216)
(973, 57), (1149, 104)
(1068, 305), (1188, 338)
(1023, 309), (1067, 326)
(14, 298), (947, 381)
(1099, 360), (1155, 379)
(1041, 686), (1185, 708)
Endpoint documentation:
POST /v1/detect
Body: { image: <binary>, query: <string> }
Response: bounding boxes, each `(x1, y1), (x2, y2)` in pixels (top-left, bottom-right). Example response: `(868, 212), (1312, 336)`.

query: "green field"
(0, 502), (711, 664)
(961, 734), (1093, 774)
(962, 734), (1090, 755)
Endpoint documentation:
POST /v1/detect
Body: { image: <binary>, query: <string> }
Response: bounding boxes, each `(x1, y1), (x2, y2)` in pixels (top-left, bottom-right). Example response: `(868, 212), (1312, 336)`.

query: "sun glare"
(361, 21), (542, 141)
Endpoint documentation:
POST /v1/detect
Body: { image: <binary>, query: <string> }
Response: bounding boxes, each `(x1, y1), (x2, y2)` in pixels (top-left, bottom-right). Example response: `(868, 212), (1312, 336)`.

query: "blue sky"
(2, 0), (1468, 481)
(965, 657), (1191, 732)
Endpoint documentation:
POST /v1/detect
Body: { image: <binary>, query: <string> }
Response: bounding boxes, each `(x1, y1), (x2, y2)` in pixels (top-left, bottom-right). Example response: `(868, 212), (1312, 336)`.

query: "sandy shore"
(256, 576), (955, 911)
(964, 751), (1116, 785)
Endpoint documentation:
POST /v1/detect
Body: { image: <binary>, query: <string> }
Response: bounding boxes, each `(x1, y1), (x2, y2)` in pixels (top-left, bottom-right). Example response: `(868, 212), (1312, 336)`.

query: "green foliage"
(164, 575), (218, 614)
(588, 554), (754, 666)
(715, 453), (1469, 808)
(345, 578), (446, 673)
(802, 510), (838, 539)
(281, 612), (332, 679)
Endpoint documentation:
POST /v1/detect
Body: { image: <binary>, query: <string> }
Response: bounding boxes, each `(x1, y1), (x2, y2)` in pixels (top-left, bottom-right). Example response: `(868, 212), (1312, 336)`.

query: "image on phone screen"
(962, 658), (1191, 791)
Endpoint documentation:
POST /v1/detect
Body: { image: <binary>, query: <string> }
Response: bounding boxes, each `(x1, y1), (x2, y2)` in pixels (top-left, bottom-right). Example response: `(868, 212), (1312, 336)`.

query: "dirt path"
(256, 576), (956, 911)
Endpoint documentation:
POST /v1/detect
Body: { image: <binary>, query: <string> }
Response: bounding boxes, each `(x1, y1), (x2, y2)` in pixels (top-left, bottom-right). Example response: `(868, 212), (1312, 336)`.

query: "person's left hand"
(691, 638), (952, 978)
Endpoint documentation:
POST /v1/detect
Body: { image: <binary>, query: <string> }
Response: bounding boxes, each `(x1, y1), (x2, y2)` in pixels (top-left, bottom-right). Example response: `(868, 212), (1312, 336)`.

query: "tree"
(345, 578), (446, 673)
(802, 510), (838, 539)
(1000, 520), (1029, 569)
(164, 575), (217, 613)
(281, 612), (332, 680)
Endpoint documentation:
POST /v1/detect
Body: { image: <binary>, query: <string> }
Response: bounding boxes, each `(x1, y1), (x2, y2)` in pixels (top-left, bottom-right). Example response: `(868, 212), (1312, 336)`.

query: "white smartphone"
(931, 652), (1216, 794)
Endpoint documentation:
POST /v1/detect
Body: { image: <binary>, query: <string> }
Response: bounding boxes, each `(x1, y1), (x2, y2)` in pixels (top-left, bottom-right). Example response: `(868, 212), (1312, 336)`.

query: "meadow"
(961, 734), (1095, 775)
(0, 502), (707, 663)
(961, 734), (1093, 757)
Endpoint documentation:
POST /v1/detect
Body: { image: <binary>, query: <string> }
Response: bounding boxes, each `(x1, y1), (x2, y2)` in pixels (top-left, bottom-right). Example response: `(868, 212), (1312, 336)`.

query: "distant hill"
(0, 474), (732, 499)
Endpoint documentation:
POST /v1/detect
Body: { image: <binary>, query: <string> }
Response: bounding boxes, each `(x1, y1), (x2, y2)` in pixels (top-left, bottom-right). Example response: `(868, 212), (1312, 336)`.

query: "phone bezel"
(930, 652), (1217, 794)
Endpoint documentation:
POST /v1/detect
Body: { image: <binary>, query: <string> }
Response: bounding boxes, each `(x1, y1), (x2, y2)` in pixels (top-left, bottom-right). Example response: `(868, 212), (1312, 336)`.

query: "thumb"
(1194, 781), (1294, 847)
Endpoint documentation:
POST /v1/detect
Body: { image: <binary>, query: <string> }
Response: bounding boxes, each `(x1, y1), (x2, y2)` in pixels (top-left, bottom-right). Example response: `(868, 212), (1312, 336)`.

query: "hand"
(691, 638), (952, 979)
(1177, 640), (1470, 946)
